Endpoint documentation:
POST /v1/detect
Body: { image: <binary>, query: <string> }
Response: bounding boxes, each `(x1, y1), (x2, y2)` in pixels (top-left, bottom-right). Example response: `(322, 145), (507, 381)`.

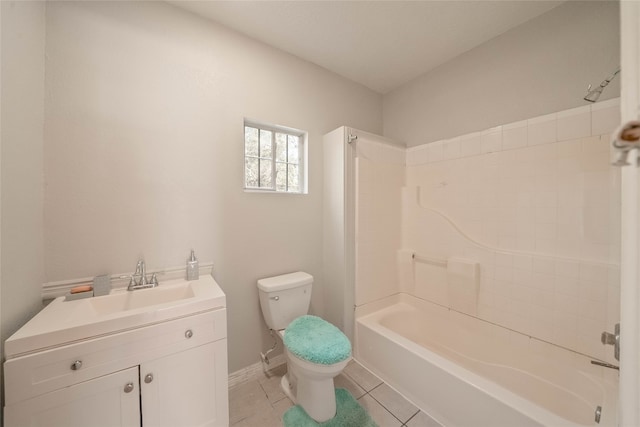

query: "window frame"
(243, 120), (308, 194)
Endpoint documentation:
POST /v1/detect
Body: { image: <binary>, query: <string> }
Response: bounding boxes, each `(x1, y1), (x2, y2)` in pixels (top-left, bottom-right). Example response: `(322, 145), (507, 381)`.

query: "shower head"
(584, 67), (620, 103)
(584, 84), (605, 103)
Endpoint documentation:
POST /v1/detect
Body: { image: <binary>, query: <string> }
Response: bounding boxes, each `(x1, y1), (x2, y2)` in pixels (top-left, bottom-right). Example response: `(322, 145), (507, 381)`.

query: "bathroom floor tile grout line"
(342, 362), (420, 424)
(401, 410), (422, 426)
(357, 383), (420, 426)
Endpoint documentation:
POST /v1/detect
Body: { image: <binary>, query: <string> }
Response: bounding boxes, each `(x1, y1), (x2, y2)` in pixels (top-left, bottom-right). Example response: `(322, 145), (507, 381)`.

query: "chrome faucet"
(128, 259), (159, 291)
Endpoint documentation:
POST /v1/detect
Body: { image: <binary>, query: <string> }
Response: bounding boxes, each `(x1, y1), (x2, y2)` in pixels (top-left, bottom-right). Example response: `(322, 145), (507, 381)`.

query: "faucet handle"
(134, 260), (144, 276)
(601, 323), (620, 361)
(128, 275), (137, 289)
(149, 273), (159, 286)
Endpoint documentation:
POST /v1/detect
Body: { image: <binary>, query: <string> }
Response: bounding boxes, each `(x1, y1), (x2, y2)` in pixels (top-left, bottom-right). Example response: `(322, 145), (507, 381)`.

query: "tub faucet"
(128, 259), (159, 291)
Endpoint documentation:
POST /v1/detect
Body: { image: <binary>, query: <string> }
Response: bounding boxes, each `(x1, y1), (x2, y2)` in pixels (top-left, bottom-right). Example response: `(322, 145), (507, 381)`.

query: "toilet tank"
(257, 272), (313, 330)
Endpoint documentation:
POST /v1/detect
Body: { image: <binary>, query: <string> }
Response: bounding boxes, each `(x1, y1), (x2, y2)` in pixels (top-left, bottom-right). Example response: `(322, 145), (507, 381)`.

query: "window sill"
(243, 188), (307, 195)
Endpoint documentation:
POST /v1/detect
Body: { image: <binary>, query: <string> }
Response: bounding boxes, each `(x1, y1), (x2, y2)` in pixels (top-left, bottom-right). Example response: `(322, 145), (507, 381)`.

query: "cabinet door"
(4, 366), (140, 427)
(141, 340), (229, 427)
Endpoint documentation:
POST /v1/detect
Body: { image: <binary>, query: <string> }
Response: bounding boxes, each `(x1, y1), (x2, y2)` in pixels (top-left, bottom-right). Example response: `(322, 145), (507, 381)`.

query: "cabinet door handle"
(144, 373), (153, 384)
(124, 382), (134, 393)
(185, 329), (193, 339)
(70, 360), (83, 371)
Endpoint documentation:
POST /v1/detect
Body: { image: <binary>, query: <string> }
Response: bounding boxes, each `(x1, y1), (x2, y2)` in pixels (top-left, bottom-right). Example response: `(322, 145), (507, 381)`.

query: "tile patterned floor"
(229, 360), (442, 427)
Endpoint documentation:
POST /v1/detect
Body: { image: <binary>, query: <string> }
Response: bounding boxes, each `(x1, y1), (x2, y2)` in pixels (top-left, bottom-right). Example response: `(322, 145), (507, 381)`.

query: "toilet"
(257, 272), (351, 422)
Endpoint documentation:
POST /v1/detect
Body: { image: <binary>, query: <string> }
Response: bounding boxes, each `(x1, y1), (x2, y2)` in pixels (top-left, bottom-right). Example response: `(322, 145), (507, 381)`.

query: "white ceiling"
(168, 1), (563, 94)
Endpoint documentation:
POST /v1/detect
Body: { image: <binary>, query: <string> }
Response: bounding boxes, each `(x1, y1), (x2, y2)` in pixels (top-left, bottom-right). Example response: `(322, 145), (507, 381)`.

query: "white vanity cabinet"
(4, 304), (229, 427)
(140, 340), (227, 427)
(5, 366), (141, 427)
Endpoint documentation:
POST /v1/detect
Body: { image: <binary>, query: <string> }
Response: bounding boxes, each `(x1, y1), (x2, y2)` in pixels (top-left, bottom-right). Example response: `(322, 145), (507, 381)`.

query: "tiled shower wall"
(403, 98), (621, 362)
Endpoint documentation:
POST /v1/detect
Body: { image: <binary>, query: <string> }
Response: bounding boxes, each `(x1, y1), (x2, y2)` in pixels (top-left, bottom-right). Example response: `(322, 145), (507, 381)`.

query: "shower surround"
(345, 98), (621, 426)
(401, 98), (620, 363)
(351, 97), (621, 363)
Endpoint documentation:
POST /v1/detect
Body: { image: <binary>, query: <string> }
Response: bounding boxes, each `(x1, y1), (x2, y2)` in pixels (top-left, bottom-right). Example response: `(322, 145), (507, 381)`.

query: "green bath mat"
(283, 388), (378, 427)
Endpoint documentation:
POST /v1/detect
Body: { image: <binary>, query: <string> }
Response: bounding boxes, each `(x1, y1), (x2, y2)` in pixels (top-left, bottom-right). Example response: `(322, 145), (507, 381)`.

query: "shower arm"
(596, 67), (620, 89)
(584, 67), (620, 103)
(586, 68), (620, 92)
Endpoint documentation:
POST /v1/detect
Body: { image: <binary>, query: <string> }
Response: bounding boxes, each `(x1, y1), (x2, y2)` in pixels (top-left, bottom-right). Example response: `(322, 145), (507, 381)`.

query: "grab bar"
(412, 253), (447, 267)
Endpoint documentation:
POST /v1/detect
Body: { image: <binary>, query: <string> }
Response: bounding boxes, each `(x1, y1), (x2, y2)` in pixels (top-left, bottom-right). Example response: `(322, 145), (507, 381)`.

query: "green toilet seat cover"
(284, 315), (351, 365)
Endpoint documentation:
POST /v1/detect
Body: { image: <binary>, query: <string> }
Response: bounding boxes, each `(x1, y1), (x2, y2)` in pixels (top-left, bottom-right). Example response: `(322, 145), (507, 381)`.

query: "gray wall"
(1, 0), (46, 371)
(383, 1), (620, 147)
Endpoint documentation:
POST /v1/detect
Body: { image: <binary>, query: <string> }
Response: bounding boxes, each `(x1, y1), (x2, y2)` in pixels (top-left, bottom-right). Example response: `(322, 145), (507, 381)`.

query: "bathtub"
(355, 294), (618, 427)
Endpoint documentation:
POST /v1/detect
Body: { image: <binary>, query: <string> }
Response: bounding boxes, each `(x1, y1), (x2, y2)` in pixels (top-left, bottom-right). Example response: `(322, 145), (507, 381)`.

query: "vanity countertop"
(5, 275), (226, 359)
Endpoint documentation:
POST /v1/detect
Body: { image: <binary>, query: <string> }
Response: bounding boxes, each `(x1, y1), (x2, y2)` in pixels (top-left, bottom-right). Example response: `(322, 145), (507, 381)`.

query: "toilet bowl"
(257, 272), (351, 422)
(282, 314), (351, 421)
(284, 348), (351, 421)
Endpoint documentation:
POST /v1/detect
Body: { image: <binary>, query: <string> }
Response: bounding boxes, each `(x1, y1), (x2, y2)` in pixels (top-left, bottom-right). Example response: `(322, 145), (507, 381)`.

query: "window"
(244, 121), (306, 193)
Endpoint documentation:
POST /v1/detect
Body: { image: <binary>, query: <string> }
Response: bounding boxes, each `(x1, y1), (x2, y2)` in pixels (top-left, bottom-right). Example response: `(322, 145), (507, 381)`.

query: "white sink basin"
(90, 283), (196, 315)
(4, 275), (226, 358)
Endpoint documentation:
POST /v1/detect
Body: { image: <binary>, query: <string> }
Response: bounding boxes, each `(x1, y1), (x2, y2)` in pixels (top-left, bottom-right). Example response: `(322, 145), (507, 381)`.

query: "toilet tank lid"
(257, 272), (313, 292)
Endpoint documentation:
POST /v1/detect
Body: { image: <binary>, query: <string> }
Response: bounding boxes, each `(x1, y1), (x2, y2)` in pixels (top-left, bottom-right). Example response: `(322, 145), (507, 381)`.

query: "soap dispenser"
(186, 249), (199, 281)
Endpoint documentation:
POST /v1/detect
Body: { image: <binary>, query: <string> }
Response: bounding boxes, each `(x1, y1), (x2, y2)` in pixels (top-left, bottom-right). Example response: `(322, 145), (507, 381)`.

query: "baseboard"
(228, 354), (286, 389)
